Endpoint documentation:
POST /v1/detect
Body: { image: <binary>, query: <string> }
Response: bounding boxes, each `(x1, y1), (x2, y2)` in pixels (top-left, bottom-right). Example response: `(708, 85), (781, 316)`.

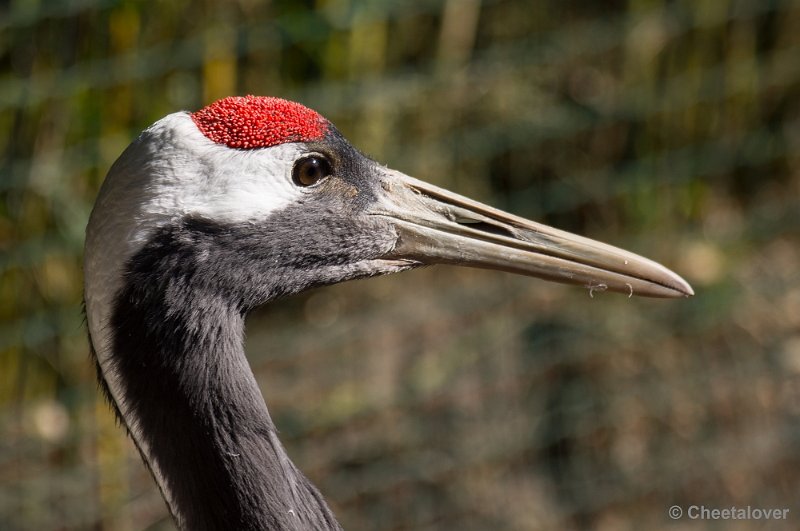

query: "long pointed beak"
(370, 169), (693, 298)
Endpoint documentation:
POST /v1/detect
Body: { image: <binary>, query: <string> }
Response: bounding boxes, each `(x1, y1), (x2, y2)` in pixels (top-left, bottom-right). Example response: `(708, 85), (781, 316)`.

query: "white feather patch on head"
(83, 111), (310, 524)
(86, 110), (311, 351)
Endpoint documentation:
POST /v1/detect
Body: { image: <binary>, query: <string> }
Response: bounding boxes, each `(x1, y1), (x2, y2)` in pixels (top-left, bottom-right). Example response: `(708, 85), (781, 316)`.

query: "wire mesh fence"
(1, 0), (799, 529)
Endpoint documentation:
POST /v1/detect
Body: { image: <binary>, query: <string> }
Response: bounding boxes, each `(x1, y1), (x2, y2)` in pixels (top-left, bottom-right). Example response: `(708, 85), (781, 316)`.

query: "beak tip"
(665, 274), (694, 298)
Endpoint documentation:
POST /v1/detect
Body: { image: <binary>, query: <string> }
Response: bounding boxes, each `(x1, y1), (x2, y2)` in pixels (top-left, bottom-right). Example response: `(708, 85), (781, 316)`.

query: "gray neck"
(98, 221), (343, 531)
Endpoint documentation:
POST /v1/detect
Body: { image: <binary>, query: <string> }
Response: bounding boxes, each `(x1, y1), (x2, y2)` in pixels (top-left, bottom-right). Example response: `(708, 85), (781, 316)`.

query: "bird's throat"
(96, 225), (342, 531)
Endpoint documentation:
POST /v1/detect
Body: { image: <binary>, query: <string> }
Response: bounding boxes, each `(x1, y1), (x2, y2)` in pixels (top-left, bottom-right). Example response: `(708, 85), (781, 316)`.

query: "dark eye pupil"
(294, 156), (331, 187)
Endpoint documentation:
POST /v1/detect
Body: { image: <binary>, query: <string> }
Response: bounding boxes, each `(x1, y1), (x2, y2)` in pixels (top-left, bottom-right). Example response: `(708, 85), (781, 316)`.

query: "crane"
(84, 96), (692, 530)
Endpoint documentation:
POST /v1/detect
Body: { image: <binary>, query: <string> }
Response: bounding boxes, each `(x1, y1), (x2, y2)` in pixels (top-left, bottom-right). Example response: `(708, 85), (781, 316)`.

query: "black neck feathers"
(105, 219), (342, 531)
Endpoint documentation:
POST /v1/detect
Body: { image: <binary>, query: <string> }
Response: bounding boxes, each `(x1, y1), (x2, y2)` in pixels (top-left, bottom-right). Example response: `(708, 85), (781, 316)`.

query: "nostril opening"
(458, 220), (516, 239)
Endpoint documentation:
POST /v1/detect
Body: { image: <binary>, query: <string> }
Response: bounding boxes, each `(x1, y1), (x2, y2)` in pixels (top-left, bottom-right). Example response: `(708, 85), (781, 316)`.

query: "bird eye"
(292, 155), (332, 187)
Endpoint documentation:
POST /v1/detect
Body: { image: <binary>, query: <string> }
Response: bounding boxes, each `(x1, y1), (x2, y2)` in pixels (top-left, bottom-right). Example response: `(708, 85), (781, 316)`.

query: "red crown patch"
(191, 96), (328, 149)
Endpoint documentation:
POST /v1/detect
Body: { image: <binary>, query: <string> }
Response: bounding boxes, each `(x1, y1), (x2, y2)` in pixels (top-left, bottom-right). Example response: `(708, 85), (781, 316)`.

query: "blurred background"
(1, 0), (799, 529)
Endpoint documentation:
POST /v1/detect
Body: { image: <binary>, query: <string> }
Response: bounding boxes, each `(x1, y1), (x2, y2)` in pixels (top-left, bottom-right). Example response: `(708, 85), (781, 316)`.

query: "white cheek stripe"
(84, 111), (309, 526)
(165, 137), (307, 224)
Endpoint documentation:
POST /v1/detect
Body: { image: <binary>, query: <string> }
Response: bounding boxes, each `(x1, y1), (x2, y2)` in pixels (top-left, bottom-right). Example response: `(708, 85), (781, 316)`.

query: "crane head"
(86, 95), (691, 328)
